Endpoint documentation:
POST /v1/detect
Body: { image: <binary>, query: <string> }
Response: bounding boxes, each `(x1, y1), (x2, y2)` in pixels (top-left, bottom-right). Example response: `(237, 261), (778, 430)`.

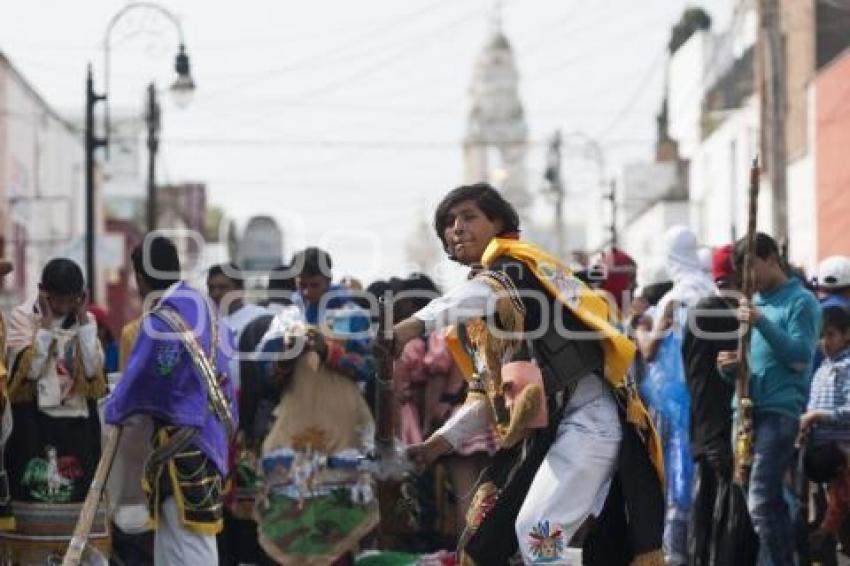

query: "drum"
(0, 500), (110, 565)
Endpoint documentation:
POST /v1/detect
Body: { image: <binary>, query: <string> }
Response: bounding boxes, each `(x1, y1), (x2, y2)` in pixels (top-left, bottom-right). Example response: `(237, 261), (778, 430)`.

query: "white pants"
(153, 497), (218, 565)
(515, 376), (622, 565)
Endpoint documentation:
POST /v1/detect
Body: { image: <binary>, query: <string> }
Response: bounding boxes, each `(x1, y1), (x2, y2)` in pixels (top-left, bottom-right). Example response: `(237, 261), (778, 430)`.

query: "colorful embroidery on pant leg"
(21, 446), (83, 503)
(527, 520), (565, 563)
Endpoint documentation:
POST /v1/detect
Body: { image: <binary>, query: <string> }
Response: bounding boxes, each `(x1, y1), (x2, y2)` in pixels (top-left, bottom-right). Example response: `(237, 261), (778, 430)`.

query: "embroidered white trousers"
(515, 375), (622, 565)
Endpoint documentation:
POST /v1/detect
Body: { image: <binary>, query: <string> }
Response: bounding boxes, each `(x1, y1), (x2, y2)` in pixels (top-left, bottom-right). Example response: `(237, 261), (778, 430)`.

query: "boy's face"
(45, 292), (83, 318)
(820, 325), (850, 359)
(207, 273), (239, 309)
(750, 255), (778, 293)
(442, 200), (504, 266)
(297, 274), (330, 306)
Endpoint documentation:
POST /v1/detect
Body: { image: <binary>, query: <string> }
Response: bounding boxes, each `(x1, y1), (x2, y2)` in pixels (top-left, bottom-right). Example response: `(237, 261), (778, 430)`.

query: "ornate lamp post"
(85, 2), (195, 300)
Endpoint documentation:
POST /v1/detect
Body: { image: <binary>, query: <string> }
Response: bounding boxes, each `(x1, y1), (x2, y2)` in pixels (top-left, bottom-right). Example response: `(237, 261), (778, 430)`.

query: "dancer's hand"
(799, 410), (829, 436)
(305, 328), (328, 361)
(407, 435), (451, 470)
(73, 291), (89, 325)
(658, 300), (679, 332)
(737, 298), (761, 326)
(37, 290), (54, 330)
(716, 350), (739, 373)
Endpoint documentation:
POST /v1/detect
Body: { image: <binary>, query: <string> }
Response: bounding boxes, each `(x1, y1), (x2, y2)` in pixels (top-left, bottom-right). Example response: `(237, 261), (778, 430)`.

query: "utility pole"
(759, 0), (788, 243)
(606, 179), (618, 250)
(145, 82), (161, 232)
(544, 130), (565, 259)
(85, 64), (106, 302)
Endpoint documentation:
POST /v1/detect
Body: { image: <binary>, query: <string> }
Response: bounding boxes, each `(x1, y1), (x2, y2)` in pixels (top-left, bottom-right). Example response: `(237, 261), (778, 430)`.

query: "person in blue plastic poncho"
(636, 226), (716, 566)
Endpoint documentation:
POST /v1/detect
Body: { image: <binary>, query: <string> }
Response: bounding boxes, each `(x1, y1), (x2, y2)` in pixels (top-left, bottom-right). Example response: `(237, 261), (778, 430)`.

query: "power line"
(595, 45), (668, 141)
(209, 3), (492, 131)
(161, 135), (652, 150)
(193, 0), (459, 103)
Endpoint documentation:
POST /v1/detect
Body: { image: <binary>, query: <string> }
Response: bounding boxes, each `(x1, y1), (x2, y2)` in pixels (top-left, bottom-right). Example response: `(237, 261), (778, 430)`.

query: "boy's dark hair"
(823, 306), (850, 334)
(131, 235), (181, 291)
(733, 232), (781, 268)
(402, 272), (441, 295)
(352, 279), (390, 310)
(40, 258), (85, 295)
(641, 281), (674, 308)
(267, 263), (296, 293)
(365, 279), (390, 299)
(433, 183), (520, 253)
(804, 442), (846, 484)
(292, 247), (332, 278)
(401, 273), (441, 311)
(207, 263), (244, 289)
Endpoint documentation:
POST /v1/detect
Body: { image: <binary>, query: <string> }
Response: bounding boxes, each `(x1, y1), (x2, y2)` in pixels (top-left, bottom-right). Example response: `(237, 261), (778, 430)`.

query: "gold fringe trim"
(621, 387), (665, 487)
(476, 274), (525, 371)
(497, 383), (542, 449)
(467, 275), (526, 436)
(7, 348), (34, 403)
(631, 549), (664, 566)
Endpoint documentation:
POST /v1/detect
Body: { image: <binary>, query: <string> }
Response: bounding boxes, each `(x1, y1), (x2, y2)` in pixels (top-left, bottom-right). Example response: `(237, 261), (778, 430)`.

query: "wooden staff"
(374, 297), (396, 448)
(371, 298), (417, 545)
(62, 425), (122, 566)
(734, 157), (760, 486)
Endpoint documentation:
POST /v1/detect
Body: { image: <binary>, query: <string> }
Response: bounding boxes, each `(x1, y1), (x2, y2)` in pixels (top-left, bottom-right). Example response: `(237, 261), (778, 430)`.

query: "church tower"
(463, 3), (530, 212)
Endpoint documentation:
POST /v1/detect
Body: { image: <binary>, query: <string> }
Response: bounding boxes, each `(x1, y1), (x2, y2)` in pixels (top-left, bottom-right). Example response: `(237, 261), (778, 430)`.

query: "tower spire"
(491, 0), (503, 34)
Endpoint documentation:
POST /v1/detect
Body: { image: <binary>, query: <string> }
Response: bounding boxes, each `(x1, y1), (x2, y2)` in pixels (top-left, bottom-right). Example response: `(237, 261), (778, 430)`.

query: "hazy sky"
(0, 0), (732, 285)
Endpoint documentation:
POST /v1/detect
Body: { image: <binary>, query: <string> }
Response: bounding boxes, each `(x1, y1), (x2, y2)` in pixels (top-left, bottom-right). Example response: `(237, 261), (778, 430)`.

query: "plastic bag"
(714, 481), (760, 565)
(639, 331), (693, 510)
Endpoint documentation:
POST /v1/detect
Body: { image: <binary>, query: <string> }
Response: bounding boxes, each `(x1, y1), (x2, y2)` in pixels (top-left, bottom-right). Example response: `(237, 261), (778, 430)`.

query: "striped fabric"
(0, 500), (110, 561)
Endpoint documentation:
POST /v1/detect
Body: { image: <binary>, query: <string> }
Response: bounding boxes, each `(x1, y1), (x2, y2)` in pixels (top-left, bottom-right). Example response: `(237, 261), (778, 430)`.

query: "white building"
(101, 111), (146, 222)
(621, 160), (689, 261)
(0, 51), (105, 307)
(621, 2), (789, 271)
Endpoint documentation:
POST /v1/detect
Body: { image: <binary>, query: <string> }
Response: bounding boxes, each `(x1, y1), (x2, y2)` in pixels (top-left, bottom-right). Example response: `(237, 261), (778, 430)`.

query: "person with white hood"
(636, 225), (716, 566)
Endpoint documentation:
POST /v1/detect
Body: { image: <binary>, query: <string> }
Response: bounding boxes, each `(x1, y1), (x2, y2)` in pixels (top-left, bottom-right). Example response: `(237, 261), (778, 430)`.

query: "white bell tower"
(463, 1), (530, 213)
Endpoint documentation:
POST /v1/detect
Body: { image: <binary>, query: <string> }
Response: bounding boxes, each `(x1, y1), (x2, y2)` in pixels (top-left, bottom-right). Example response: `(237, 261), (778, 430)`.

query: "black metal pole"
(609, 179), (618, 250)
(145, 82), (160, 232)
(85, 64), (106, 302)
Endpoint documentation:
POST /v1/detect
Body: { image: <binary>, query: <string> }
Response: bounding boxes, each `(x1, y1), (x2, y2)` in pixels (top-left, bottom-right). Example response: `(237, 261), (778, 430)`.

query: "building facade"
(0, 51), (104, 307)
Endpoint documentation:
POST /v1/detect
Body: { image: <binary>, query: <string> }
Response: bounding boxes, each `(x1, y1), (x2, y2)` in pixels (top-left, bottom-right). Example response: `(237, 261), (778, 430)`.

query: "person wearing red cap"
(683, 243), (742, 564)
(595, 248), (637, 321)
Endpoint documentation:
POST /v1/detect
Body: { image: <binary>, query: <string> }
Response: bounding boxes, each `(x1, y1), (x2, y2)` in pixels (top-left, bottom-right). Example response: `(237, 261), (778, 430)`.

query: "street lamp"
(85, 2), (194, 301)
(170, 44), (195, 109)
(542, 130), (565, 260)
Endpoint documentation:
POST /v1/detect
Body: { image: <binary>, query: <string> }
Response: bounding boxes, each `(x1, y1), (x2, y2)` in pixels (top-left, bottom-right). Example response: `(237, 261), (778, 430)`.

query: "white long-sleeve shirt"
(412, 279), (500, 450)
(7, 302), (103, 418)
(413, 278), (496, 332)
